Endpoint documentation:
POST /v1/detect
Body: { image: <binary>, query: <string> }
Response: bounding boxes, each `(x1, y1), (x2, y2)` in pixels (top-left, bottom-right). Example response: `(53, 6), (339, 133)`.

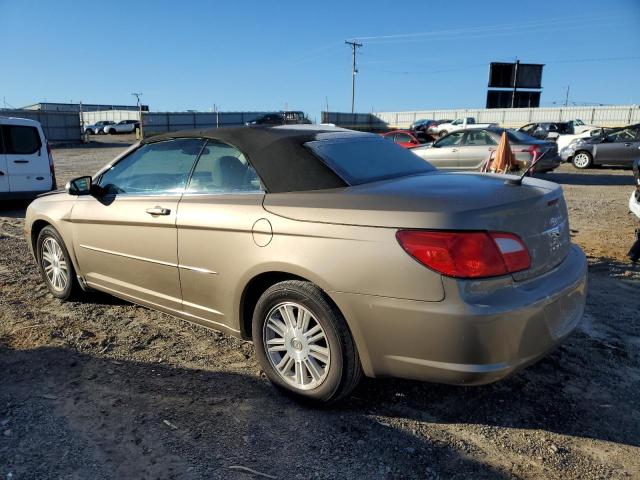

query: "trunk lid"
(264, 171), (571, 281)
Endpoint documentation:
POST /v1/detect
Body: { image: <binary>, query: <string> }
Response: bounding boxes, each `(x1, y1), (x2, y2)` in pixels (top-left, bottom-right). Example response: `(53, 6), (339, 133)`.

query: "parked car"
(246, 111), (311, 126)
(381, 130), (426, 148)
(518, 122), (574, 140)
(104, 120), (139, 135)
(560, 124), (640, 169)
(556, 127), (612, 152)
(426, 119), (453, 135)
(0, 116), (56, 199)
(25, 126), (587, 404)
(84, 121), (115, 135)
(410, 127), (561, 172)
(430, 117), (495, 137)
(568, 119), (600, 134)
(410, 119), (437, 132)
(630, 158), (640, 221)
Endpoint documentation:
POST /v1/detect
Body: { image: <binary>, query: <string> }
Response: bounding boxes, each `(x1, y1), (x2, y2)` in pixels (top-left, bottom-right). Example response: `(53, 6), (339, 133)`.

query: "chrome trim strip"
(178, 264), (218, 275)
(79, 245), (218, 274)
(79, 244), (177, 267)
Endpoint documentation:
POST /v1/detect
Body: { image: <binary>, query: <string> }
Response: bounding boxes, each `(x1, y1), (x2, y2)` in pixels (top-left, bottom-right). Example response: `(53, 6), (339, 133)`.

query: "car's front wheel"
(252, 280), (362, 405)
(572, 151), (593, 169)
(439, 130), (448, 137)
(37, 226), (79, 300)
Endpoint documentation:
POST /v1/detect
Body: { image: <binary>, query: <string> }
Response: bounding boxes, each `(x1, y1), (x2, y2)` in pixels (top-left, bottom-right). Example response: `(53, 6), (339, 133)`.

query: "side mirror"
(66, 176), (92, 196)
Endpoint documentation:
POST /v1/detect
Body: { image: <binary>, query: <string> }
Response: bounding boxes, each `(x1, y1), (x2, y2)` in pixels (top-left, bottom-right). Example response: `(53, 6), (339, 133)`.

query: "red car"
(381, 130), (423, 148)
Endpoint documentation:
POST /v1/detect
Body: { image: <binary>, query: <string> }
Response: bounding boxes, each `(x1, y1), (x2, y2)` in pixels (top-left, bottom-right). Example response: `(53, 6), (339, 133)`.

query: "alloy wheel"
(262, 302), (331, 390)
(41, 237), (69, 292)
(573, 152), (591, 168)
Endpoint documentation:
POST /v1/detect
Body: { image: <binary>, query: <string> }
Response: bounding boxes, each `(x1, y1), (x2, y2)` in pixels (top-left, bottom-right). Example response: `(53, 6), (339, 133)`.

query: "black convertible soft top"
(143, 125), (370, 193)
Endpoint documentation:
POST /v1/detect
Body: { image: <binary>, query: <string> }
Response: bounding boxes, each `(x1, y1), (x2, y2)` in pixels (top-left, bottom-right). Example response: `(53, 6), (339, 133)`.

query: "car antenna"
(505, 150), (548, 186)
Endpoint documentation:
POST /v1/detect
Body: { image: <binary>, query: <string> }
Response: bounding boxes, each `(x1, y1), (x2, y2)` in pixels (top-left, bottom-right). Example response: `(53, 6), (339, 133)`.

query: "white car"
(556, 127), (607, 151)
(570, 119), (600, 134)
(631, 159), (640, 220)
(0, 116), (56, 199)
(103, 120), (139, 134)
(431, 117), (496, 137)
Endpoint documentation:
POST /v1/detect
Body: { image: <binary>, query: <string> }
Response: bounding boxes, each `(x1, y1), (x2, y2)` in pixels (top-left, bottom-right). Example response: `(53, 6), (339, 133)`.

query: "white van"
(0, 117), (56, 199)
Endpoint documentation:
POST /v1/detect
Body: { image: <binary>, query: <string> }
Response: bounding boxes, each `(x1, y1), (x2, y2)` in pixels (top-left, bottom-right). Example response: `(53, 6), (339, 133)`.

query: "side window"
(395, 133), (413, 143)
(97, 138), (205, 195)
(187, 140), (262, 194)
(383, 134), (395, 141)
(435, 131), (465, 147)
(3, 125), (42, 155)
(464, 130), (496, 146)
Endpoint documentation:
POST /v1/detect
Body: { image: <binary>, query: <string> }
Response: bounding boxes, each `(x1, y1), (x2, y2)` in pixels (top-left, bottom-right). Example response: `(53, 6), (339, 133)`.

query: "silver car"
(411, 127), (561, 172)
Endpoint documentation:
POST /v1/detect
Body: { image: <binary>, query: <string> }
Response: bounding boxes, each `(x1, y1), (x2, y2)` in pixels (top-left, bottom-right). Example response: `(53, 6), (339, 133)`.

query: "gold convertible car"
(25, 126), (587, 404)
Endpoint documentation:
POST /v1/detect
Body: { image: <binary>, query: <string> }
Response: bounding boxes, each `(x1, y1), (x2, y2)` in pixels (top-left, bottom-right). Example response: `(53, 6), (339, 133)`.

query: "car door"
(2, 122), (50, 193)
(71, 138), (206, 314)
(596, 128), (640, 165)
(413, 131), (464, 168)
(458, 130), (497, 170)
(176, 140), (264, 331)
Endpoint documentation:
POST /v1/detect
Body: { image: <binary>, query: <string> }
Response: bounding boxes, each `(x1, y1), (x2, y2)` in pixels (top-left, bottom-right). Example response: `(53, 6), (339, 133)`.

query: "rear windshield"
(490, 128), (539, 144)
(305, 137), (434, 185)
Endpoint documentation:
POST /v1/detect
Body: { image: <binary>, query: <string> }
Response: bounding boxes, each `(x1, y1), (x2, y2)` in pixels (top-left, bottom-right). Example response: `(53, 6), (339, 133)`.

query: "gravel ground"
(1, 139), (639, 479)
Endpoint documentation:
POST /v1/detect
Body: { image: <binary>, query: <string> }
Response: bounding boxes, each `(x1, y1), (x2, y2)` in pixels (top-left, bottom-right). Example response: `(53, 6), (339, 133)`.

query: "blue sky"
(1, 0), (639, 120)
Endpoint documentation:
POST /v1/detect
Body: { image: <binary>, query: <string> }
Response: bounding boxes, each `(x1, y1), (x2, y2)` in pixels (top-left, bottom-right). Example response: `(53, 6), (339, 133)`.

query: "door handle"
(146, 206), (171, 216)
(624, 143), (632, 147)
(451, 148), (458, 152)
(13, 160), (29, 164)
(0, 170), (4, 176)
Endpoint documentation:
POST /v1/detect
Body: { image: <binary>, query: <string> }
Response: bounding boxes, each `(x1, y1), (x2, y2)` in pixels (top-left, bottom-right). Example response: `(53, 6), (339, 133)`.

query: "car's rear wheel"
(108, 128), (116, 134)
(37, 226), (79, 300)
(252, 280), (362, 405)
(572, 151), (592, 169)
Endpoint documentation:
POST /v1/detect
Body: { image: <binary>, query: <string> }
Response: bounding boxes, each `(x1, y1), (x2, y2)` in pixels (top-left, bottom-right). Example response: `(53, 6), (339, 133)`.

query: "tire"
(98, 129), (105, 135)
(108, 128), (116, 135)
(36, 225), (80, 300)
(572, 151), (593, 169)
(252, 280), (362, 405)
(439, 130), (448, 137)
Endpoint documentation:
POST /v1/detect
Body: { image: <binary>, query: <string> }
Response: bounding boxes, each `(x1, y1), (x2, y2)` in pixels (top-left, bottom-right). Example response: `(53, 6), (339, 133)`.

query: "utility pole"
(345, 40), (362, 114)
(564, 85), (570, 107)
(511, 59), (520, 108)
(131, 92), (143, 139)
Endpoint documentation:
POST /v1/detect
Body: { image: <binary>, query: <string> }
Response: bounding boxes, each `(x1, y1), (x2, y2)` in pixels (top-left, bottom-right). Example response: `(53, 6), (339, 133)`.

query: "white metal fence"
(372, 105), (640, 129)
(0, 109), (81, 142)
(141, 111), (274, 135)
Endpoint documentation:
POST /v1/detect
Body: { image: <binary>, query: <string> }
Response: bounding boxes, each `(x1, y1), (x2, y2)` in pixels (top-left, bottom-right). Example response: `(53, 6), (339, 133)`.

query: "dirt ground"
(1, 138), (639, 480)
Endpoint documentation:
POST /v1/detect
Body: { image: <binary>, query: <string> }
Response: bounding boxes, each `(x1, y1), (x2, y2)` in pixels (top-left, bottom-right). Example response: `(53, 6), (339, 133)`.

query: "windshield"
(305, 137), (434, 185)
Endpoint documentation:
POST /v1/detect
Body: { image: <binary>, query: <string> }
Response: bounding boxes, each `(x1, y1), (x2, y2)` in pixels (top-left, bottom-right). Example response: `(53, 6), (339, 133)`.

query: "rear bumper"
(331, 245), (587, 385)
(534, 154), (562, 172)
(560, 147), (575, 162)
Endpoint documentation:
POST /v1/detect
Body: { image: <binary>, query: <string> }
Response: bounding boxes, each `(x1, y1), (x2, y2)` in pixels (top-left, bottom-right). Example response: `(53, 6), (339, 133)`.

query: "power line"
(345, 40), (363, 114)
(352, 11), (634, 43)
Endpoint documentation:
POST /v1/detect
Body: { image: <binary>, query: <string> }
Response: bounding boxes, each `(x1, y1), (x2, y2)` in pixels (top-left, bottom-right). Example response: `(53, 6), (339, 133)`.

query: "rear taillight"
(526, 145), (540, 155)
(396, 230), (531, 279)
